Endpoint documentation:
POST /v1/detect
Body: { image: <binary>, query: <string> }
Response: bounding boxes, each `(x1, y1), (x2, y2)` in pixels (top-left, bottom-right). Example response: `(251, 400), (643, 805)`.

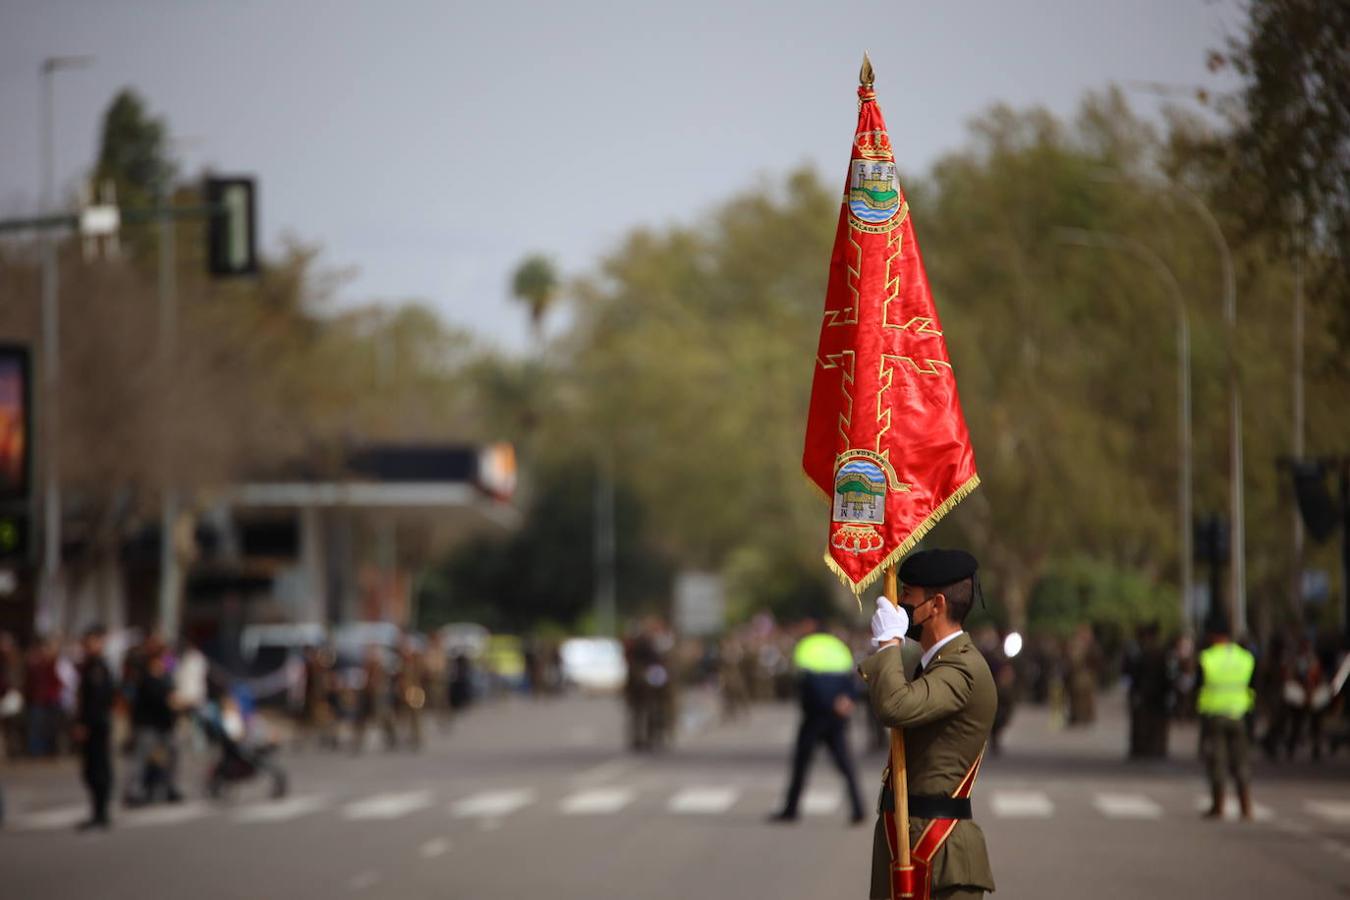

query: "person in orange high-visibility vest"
(1197, 617), (1256, 820)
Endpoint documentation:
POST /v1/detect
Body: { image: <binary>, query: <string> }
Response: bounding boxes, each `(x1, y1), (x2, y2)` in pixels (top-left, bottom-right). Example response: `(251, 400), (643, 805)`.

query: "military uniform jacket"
(859, 633), (997, 897)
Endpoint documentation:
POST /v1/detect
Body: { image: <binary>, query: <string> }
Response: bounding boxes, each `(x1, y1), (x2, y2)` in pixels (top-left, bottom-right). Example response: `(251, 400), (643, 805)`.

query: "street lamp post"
(1055, 228), (1193, 632)
(1170, 186), (1244, 637)
(37, 54), (93, 634)
(1093, 172), (1245, 635)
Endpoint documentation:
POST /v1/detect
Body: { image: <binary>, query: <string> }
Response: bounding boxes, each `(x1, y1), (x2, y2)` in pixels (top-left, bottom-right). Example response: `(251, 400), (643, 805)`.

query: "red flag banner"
(803, 67), (979, 596)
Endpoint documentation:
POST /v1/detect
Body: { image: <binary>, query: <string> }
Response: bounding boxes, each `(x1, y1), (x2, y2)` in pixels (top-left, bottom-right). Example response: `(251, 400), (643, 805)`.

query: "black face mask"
(900, 598), (931, 641)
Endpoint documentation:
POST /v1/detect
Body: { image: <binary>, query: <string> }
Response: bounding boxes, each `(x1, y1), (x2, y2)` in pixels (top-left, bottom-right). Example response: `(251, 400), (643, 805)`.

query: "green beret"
(898, 548), (978, 587)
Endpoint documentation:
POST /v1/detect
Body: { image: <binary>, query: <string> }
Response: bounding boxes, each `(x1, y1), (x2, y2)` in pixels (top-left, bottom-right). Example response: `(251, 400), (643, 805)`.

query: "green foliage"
(510, 254), (560, 335)
(1027, 558), (1179, 638)
(423, 462), (670, 632)
(93, 89), (176, 208)
(1224, 0), (1349, 344)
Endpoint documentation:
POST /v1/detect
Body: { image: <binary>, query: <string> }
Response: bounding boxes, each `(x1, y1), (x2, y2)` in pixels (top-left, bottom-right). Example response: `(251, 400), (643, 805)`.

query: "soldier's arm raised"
(861, 644), (973, 728)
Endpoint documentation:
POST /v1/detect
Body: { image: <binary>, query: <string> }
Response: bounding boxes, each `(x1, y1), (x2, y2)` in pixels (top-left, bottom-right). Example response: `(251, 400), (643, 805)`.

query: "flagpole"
(885, 564), (914, 895)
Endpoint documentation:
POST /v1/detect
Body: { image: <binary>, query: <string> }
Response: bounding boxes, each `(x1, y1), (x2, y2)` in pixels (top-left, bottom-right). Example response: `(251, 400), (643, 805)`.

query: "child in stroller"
(196, 687), (288, 800)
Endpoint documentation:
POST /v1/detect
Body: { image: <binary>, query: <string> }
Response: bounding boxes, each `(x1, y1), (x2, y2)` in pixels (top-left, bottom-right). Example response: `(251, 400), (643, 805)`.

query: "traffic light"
(1287, 459), (1338, 543)
(0, 510), (28, 562)
(205, 176), (258, 277)
(1193, 514), (1229, 564)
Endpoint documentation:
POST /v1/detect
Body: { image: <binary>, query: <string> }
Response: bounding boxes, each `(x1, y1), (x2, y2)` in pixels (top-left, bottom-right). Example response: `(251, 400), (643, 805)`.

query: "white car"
(560, 637), (627, 693)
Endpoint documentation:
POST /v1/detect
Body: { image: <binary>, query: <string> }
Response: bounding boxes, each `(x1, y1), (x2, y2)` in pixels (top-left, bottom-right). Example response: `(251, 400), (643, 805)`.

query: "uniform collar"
(921, 630), (964, 670)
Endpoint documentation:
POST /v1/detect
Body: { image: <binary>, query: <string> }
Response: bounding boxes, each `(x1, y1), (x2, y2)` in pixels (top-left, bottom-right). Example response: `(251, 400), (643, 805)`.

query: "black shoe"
(75, 818), (110, 832)
(767, 811), (798, 824)
(165, 789), (184, 804)
(849, 811), (866, 826)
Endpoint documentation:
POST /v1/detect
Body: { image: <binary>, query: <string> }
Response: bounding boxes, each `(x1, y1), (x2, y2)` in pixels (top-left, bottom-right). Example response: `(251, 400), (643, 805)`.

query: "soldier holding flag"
(801, 57), (995, 899)
(863, 550), (997, 899)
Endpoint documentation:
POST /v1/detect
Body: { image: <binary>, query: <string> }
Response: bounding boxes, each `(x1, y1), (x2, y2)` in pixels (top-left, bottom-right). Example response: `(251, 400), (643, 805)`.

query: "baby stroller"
(196, 692), (288, 800)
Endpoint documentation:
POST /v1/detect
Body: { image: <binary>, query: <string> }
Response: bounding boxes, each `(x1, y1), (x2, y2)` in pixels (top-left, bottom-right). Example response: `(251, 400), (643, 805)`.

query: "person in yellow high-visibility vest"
(769, 624), (865, 825)
(1197, 618), (1256, 820)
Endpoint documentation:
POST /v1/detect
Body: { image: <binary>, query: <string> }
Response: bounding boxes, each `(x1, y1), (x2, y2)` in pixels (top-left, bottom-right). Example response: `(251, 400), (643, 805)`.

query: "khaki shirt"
(859, 633), (997, 897)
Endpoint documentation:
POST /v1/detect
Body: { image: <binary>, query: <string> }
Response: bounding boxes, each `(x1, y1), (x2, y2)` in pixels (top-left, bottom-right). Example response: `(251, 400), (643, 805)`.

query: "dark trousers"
(81, 726), (112, 823)
(781, 714), (864, 818)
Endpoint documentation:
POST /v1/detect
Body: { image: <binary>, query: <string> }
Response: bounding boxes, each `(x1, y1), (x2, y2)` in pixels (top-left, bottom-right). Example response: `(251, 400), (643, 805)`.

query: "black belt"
(879, 790), (973, 820)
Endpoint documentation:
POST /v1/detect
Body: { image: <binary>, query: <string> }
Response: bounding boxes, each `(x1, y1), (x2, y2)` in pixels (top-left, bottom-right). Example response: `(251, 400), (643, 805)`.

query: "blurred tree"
(1223, 0), (1349, 345)
(92, 89), (176, 210)
(426, 461), (669, 632)
(510, 254), (559, 346)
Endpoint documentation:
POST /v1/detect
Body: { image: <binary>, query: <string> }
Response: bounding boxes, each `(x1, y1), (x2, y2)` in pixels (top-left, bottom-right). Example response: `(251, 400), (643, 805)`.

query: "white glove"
(870, 596), (909, 648)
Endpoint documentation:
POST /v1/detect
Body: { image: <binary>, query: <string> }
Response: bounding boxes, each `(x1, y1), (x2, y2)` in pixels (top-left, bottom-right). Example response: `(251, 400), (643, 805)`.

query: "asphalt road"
(3, 688), (1349, 899)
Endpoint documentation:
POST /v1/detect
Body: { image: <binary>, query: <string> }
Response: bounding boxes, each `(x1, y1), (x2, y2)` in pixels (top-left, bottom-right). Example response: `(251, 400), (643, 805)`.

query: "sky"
(0, 0), (1243, 351)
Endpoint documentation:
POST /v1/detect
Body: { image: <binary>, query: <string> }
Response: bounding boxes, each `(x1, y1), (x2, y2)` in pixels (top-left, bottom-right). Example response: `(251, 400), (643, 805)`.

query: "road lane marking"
(668, 787), (738, 814)
(123, 801), (211, 828)
(571, 757), (633, 785)
(342, 790), (434, 821)
(567, 726), (597, 746)
(802, 789), (841, 816)
(348, 871), (381, 891)
(560, 787), (634, 815)
(419, 837), (452, 858)
(450, 789), (536, 818)
(1192, 795), (1274, 821)
(11, 803), (87, 830)
(1094, 793), (1162, 819)
(1306, 800), (1350, 824)
(233, 795), (328, 824)
(989, 790), (1053, 818)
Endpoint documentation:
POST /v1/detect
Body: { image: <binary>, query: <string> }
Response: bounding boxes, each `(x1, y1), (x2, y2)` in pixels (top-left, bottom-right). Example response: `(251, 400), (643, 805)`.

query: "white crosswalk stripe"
(233, 795), (328, 824)
(342, 790), (434, 821)
(560, 787), (634, 815)
(989, 790), (1053, 818)
(123, 801), (211, 828)
(668, 787), (739, 814)
(1305, 799), (1350, 824)
(419, 837), (452, 858)
(450, 789), (536, 818)
(11, 803), (88, 831)
(1094, 793), (1162, 819)
(802, 789), (841, 816)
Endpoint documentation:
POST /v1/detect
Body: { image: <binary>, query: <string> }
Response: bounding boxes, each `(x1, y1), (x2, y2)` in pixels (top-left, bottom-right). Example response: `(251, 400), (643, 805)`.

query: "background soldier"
(73, 625), (115, 830)
(1126, 621), (1173, 759)
(1197, 618), (1256, 819)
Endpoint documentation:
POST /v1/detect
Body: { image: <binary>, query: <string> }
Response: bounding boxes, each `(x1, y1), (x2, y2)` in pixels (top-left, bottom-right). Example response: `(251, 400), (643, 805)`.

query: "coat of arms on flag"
(802, 59), (979, 596)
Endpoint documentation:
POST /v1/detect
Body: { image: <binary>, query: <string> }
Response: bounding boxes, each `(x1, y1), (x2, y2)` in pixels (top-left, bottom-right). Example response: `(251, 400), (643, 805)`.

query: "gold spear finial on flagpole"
(860, 51), (875, 87)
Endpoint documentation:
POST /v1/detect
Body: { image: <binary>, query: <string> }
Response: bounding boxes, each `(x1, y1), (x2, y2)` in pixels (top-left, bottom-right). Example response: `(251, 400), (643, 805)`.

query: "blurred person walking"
(1125, 622), (1172, 759)
(1283, 637), (1329, 761)
(768, 623), (865, 825)
(717, 636), (751, 722)
(73, 625), (116, 830)
(396, 638), (425, 751)
(974, 628), (1017, 757)
(354, 645), (397, 752)
(24, 636), (62, 756)
(422, 634), (451, 733)
(125, 639), (184, 805)
(300, 647), (339, 750)
(1065, 624), (1099, 727)
(1197, 618), (1256, 820)
(0, 631), (23, 759)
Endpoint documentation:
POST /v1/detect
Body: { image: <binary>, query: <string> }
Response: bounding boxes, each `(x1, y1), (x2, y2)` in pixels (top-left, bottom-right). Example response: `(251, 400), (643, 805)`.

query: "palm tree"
(510, 254), (559, 349)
